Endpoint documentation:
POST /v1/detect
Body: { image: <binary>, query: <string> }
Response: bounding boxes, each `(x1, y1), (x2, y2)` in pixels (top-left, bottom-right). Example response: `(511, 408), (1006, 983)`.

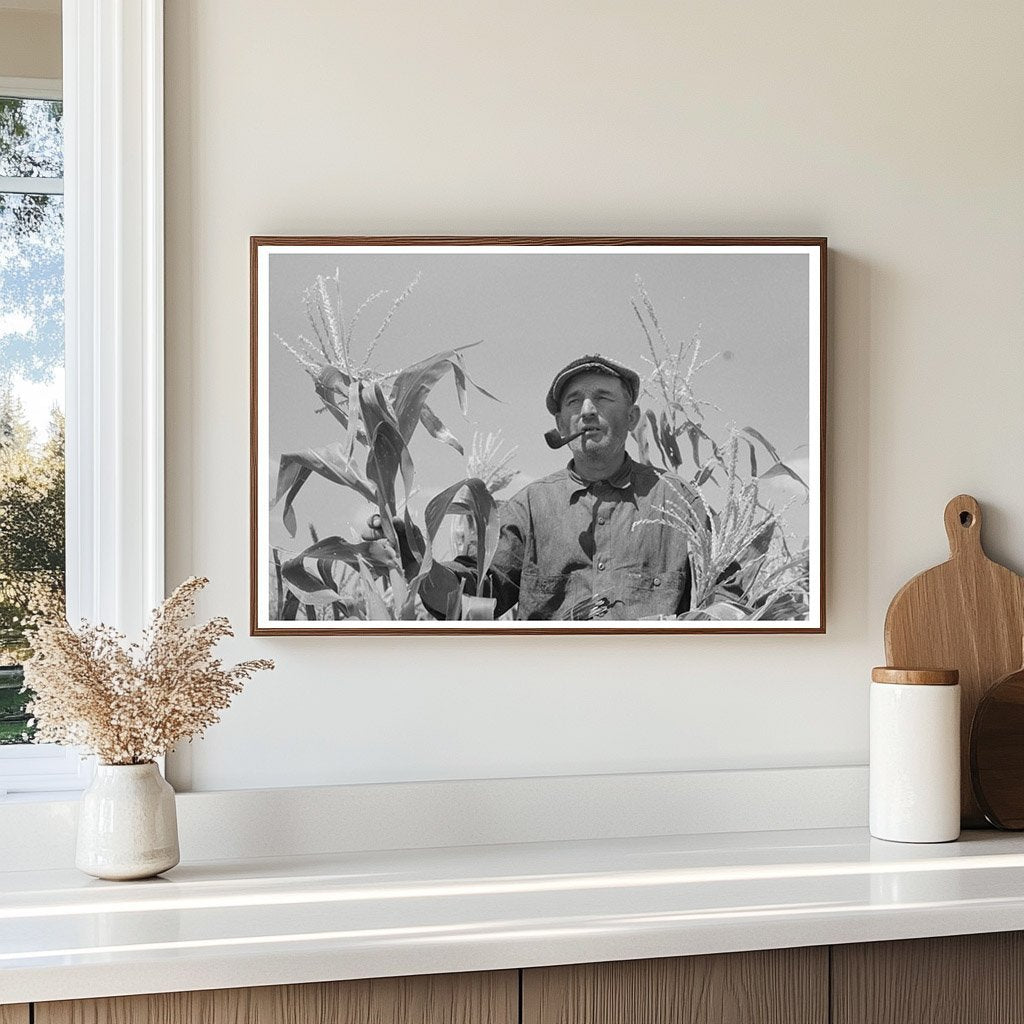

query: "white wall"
(164, 1), (1024, 791)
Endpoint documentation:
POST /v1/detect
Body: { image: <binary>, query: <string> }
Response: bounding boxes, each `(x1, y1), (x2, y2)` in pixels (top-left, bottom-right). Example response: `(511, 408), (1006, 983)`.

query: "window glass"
(0, 97), (63, 178)
(0, 97), (65, 745)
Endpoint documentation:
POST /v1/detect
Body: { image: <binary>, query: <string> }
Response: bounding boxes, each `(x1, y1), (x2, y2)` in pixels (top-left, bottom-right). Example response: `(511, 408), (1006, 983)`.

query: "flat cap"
(546, 354), (641, 414)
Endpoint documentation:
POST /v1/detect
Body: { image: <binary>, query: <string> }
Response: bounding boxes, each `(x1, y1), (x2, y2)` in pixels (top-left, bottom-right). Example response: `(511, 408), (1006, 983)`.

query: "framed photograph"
(251, 236), (826, 635)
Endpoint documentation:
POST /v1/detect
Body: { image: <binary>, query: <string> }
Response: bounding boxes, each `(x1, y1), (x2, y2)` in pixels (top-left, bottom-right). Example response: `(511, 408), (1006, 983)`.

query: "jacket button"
(598, 517), (605, 525)
(597, 562), (606, 571)
(654, 577), (661, 586)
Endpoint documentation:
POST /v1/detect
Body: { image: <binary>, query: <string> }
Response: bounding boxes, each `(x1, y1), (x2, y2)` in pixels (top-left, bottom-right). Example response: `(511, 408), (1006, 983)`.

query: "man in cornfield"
(370, 354), (695, 621)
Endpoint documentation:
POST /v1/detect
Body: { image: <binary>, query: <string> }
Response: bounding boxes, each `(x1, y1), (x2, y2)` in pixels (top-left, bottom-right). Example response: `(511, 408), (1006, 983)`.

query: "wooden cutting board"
(884, 494), (1024, 827)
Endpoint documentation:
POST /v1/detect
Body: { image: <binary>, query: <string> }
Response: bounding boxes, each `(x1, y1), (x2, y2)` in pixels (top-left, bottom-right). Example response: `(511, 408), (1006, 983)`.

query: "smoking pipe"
(544, 426), (594, 450)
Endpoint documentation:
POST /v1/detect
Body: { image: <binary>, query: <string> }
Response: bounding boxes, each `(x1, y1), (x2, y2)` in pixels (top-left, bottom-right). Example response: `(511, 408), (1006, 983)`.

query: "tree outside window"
(0, 94), (65, 744)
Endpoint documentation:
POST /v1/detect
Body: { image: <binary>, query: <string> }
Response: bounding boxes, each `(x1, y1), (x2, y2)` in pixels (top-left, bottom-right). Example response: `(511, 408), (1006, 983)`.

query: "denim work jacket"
(456, 456), (692, 621)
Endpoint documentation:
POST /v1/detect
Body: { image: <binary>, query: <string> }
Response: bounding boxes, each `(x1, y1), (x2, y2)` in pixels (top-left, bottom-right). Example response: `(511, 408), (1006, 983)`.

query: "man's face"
(555, 371), (640, 460)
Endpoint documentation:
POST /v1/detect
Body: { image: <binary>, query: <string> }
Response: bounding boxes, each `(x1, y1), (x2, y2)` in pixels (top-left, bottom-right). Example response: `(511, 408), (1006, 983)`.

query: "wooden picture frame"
(251, 236), (826, 634)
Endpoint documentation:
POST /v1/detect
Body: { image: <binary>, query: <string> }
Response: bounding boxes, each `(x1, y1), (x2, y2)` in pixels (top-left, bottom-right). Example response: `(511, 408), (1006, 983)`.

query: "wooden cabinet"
(522, 948), (828, 1024)
(13, 933), (1024, 1024)
(34, 972), (517, 1024)
(832, 932), (1024, 1024)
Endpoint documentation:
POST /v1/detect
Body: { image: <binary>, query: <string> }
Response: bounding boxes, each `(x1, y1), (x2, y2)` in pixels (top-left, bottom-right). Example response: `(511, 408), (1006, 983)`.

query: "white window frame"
(0, 1), (164, 797)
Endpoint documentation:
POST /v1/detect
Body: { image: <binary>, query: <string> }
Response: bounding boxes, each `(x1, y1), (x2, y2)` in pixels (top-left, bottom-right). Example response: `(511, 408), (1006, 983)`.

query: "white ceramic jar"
(870, 667), (961, 843)
(76, 762), (180, 880)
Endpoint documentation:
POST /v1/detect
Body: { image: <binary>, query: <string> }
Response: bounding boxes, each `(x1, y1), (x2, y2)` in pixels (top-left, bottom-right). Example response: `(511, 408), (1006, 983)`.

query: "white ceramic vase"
(76, 762), (180, 880)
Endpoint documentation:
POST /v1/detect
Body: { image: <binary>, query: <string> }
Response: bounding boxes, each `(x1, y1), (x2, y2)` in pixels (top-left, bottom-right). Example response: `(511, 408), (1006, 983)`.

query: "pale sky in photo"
(267, 249), (812, 557)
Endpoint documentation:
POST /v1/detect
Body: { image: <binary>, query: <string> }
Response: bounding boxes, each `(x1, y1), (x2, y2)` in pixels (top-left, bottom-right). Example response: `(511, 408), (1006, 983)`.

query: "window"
(0, 78), (84, 796)
(0, 5), (166, 799)
(0, 87), (65, 734)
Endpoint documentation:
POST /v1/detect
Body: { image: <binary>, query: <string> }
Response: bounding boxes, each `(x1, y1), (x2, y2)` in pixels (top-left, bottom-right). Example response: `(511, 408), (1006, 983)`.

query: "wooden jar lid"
(871, 667), (960, 686)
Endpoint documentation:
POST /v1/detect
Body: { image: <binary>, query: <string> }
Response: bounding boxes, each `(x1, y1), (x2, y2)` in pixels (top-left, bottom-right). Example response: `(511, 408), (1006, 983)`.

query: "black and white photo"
(251, 238), (825, 634)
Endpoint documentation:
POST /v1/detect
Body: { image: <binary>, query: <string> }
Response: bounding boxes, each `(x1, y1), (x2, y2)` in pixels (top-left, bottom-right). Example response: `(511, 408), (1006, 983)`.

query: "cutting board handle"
(944, 494), (983, 559)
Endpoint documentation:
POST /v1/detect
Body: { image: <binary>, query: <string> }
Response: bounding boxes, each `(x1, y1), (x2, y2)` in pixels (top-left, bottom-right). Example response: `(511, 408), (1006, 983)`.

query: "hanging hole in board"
(960, 511), (973, 527)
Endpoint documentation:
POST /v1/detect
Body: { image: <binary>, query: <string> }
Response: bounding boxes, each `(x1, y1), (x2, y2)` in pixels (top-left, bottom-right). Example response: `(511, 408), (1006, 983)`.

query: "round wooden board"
(971, 664), (1024, 829)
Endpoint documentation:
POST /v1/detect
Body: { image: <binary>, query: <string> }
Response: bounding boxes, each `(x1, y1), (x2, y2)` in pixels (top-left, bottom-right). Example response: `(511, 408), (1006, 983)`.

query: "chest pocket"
(621, 568), (689, 617)
(516, 567), (568, 620)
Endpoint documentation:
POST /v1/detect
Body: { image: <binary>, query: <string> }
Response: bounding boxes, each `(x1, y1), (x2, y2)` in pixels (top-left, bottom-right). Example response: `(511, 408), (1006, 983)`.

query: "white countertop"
(4, 826), (1024, 1005)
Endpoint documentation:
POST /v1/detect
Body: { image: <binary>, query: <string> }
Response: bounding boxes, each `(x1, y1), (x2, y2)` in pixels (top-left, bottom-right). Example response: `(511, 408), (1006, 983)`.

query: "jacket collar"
(566, 453), (635, 492)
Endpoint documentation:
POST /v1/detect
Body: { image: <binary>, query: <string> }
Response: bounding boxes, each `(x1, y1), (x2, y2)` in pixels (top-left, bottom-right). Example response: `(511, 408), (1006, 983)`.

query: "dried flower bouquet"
(23, 577), (273, 765)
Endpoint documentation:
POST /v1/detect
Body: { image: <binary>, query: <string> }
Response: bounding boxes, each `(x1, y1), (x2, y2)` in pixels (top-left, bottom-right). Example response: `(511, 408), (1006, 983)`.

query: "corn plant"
(629, 277), (811, 620)
(450, 431), (519, 559)
(272, 272), (504, 621)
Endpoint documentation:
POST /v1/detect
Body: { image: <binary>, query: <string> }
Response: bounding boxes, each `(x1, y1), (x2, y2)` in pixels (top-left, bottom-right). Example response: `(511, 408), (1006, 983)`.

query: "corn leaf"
(393, 565), (420, 620)
(419, 402), (464, 455)
(685, 421), (702, 468)
(315, 556), (335, 591)
(358, 381), (400, 440)
(314, 366), (366, 441)
(757, 551), (811, 591)
(444, 576), (467, 621)
(755, 592), (810, 621)
(741, 425), (782, 464)
(683, 421), (722, 470)
(356, 556), (393, 620)
(452, 350), (501, 409)
(389, 568), (410, 617)
(392, 346), (473, 439)
(274, 463), (310, 537)
(272, 549), (284, 612)
(275, 445), (377, 536)
(357, 383), (409, 517)
(733, 521), (775, 595)
(390, 343), (499, 444)
(760, 460), (809, 491)
(418, 477), (498, 598)
(366, 419), (414, 516)
(395, 561), (425, 618)
(680, 600), (748, 621)
(693, 463), (716, 487)
(631, 421), (652, 466)
(344, 377), (361, 459)
(403, 507), (427, 567)
(280, 563), (339, 606)
(645, 410), (669, 467)
(659, 411), (683, 469)
(284, 536), (395, 578)
(743, 438), (758, 477)
(739, 521), (774, 565)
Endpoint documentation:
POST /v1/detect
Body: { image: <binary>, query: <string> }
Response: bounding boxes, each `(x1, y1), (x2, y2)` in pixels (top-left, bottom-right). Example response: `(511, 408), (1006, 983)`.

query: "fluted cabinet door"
(0, 1006), (29, 1024)
(832, 933), (1024, 1024)
(523, 949), (828, 1024)
(35, 971), (518, 1024)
